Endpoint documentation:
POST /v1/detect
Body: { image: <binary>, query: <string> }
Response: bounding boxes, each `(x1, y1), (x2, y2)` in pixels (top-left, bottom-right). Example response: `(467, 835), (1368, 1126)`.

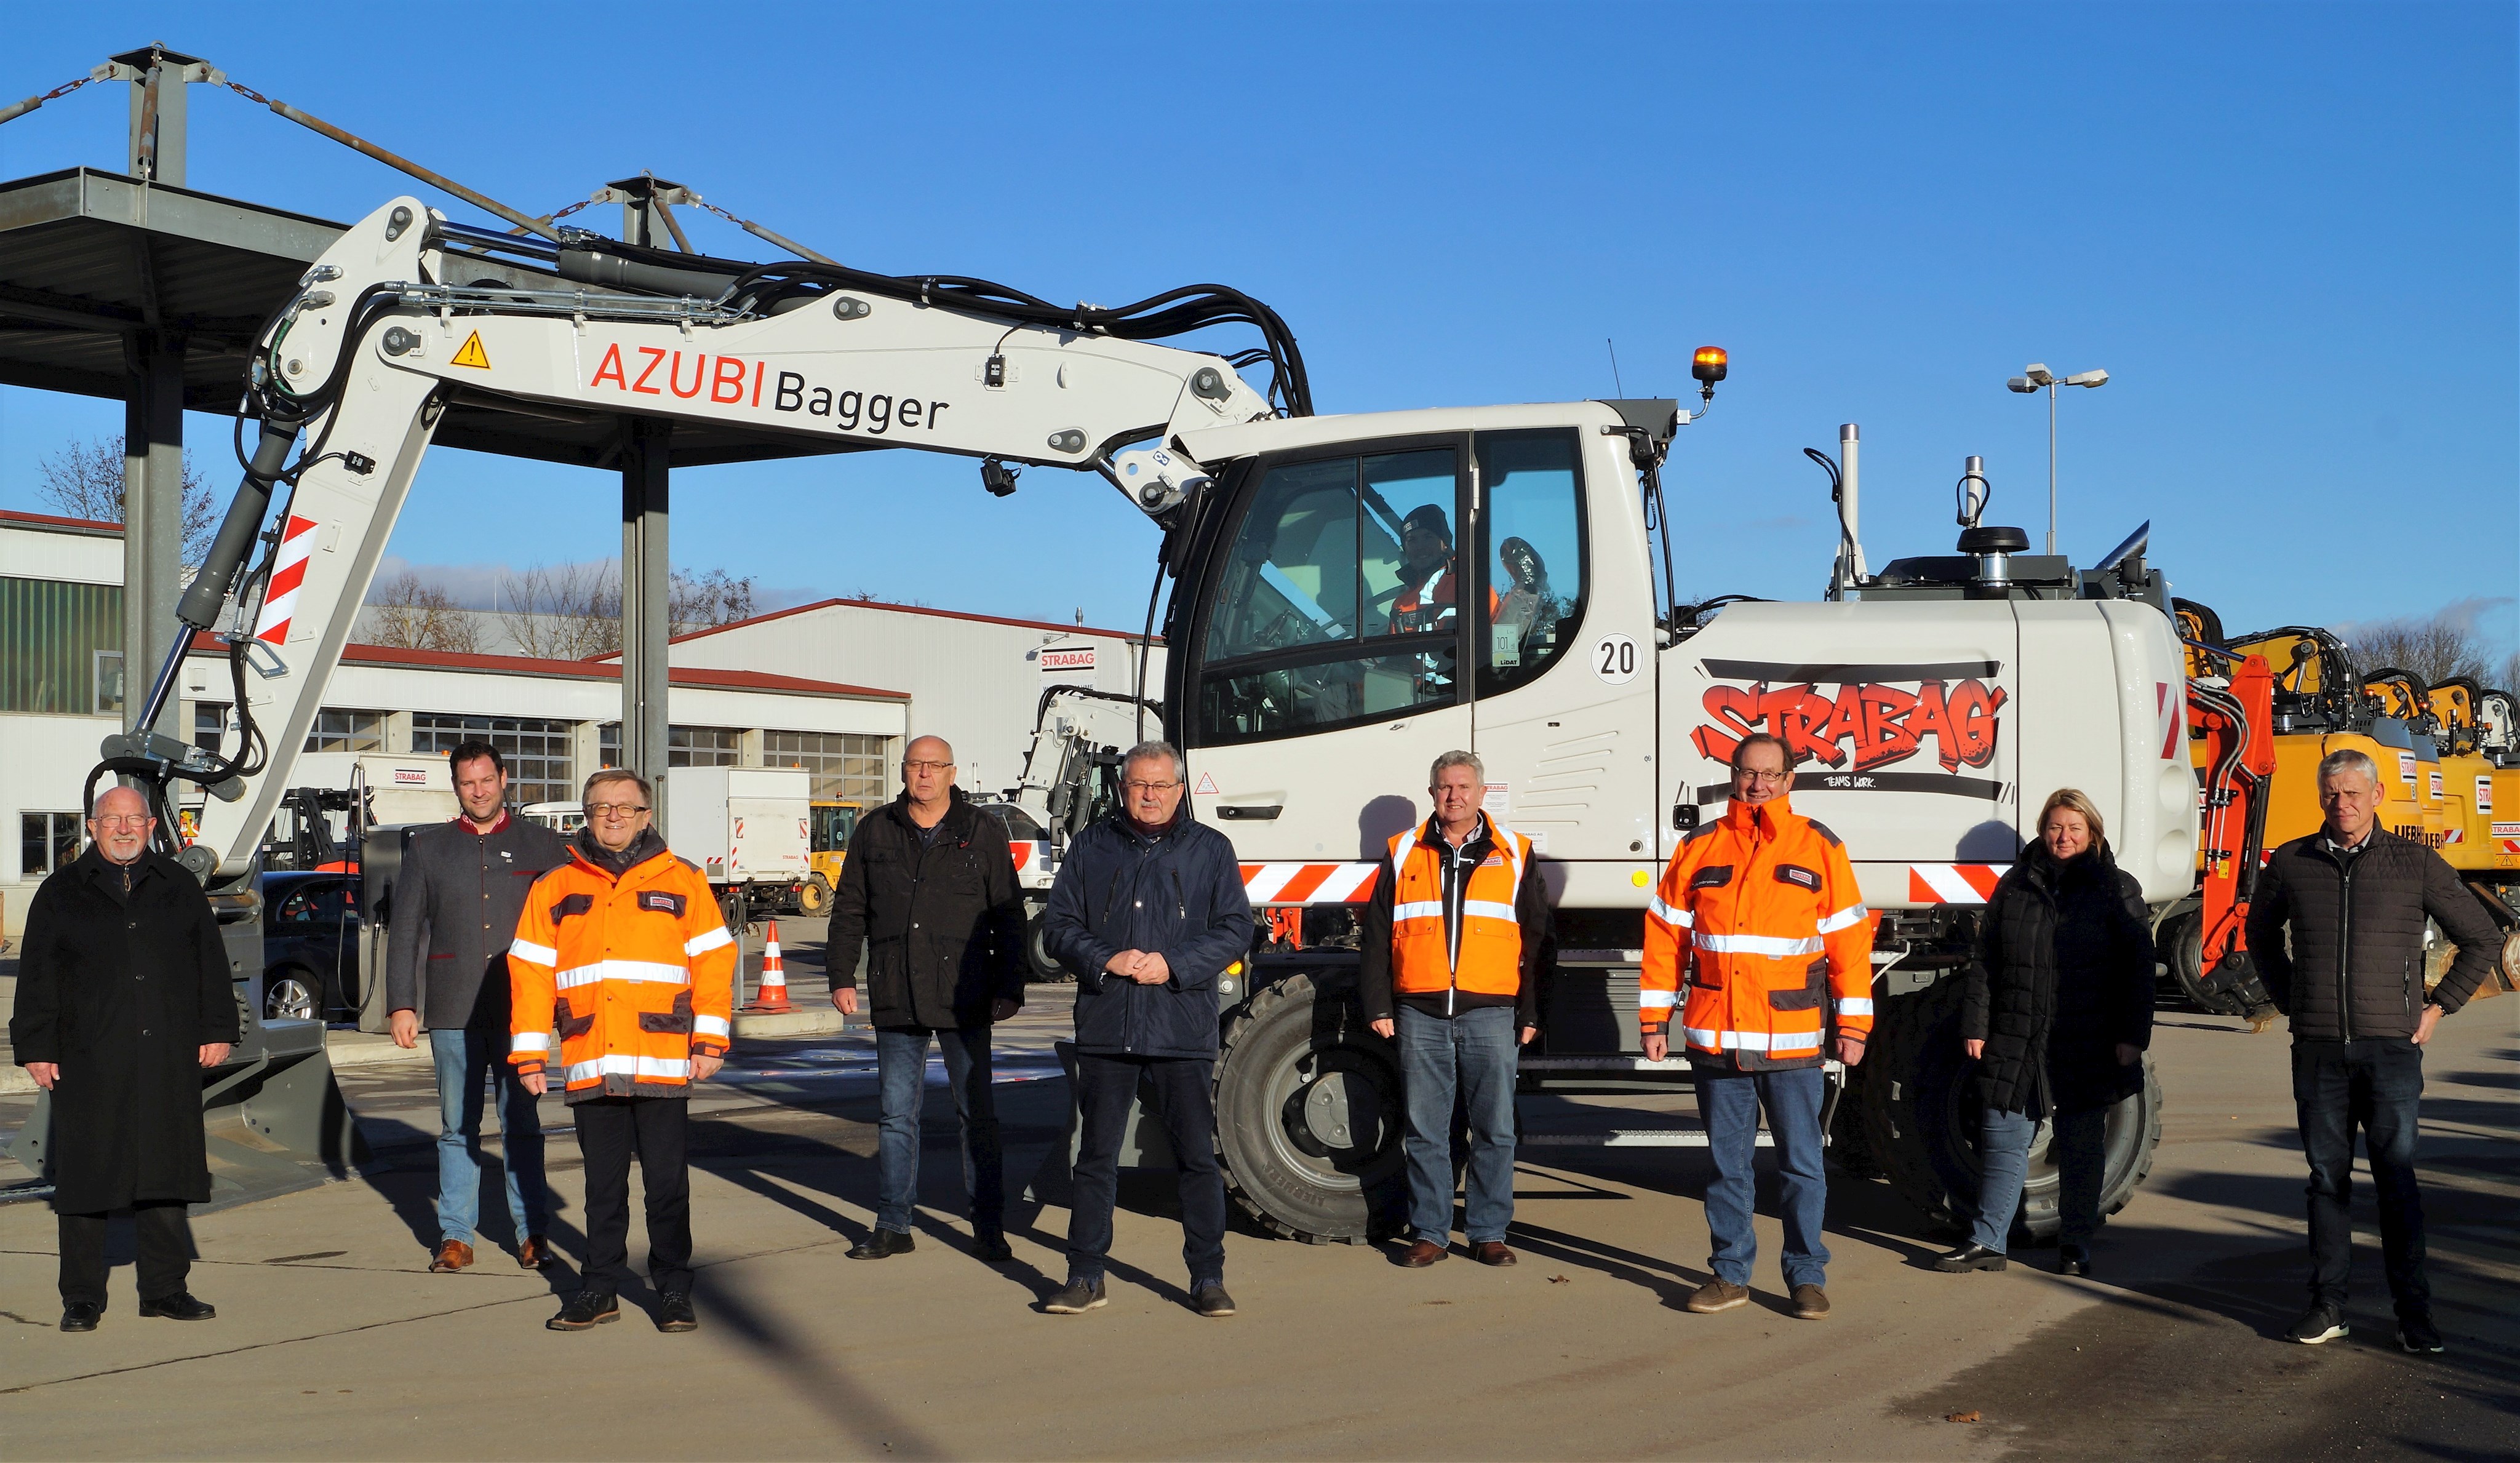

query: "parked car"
(261, 871), (360, 1021)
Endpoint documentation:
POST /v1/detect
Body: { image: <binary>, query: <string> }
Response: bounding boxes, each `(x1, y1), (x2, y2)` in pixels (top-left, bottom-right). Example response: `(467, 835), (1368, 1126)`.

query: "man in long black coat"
(10, 786), (238, 1331)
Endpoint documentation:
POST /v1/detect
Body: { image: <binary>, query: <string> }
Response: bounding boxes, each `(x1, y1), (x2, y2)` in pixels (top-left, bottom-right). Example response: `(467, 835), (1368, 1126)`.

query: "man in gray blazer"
(386, 740), (572, 1272)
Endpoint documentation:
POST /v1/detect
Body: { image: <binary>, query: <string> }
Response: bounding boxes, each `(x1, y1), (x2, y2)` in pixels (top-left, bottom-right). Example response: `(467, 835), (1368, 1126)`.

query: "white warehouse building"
(1, 509), (909, 935)
(618, 598), (1167, 797)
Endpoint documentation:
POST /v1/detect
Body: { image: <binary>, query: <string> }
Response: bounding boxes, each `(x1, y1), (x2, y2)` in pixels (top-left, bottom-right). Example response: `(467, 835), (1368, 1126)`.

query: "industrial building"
(1, 508), (907, 933)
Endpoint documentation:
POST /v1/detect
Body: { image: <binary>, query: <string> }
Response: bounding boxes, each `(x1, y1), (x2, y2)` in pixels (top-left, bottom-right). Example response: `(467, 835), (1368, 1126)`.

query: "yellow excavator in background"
(796, 799), (863, 917)
(2173, 602), (2520, 1007)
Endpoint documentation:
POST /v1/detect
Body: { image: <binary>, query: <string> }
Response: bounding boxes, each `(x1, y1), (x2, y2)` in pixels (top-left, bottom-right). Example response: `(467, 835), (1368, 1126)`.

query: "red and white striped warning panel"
(1907, 863), (2008, 904)
(2156, 682), (2180, 760)
(251, 515), (319, 646)
(1009, 840), (1043, 872)
(1241, 862), (1380, 905)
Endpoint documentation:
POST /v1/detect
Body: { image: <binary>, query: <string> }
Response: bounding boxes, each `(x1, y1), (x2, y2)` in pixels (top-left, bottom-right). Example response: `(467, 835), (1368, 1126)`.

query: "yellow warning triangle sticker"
(449, 331), (491, 369)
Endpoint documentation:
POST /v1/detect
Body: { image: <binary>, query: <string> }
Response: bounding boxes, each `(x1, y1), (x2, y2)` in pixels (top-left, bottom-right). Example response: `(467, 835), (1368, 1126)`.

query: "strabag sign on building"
(1039, 645), (1096, 682)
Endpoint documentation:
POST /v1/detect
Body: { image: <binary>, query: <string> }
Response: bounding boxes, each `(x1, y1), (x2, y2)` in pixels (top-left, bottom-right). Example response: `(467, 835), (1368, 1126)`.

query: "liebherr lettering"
(587, 343), (951, 436)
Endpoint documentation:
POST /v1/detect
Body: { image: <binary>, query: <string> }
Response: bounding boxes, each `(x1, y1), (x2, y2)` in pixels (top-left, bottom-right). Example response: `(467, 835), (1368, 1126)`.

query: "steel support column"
(122, 329), (185, 738)
(620, 418), (672, 832)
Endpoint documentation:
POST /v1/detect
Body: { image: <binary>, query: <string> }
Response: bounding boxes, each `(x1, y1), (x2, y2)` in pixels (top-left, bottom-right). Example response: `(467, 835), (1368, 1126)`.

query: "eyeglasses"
(1734, 768), (1790, 785)
(1123, 780), (1182, 794)
(92, 814), (150, 829)
(903, 760), (956, 773)
(586, 802), (649, 819)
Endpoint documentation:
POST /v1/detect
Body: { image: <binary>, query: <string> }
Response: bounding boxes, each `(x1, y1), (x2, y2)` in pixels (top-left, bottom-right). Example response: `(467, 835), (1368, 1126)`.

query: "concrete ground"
(0, 953), (2511, 1459)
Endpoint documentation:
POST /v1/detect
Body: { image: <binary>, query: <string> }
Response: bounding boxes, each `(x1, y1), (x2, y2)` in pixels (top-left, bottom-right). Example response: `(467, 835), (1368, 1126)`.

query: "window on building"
(19, 811), (82, 878)
(194, 702), (232, 754)
(304, 709), (385, 754)
(94, 651), (124, 716)
(668, 725), (743, 767)
(765, 730), (893, 802)
(410, 714), (576, 807)
(0, 576), (121, 715)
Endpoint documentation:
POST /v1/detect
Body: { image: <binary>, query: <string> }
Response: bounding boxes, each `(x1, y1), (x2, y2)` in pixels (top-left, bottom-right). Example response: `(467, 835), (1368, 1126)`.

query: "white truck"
(664, 765), (810, 926)
(975, 685), (1164, 979)
(98, 193), (2254, 1243)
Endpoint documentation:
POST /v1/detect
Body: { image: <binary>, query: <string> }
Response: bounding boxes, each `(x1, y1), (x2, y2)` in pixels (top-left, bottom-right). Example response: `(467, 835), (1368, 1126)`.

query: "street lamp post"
(2006, 362), (2108, 556)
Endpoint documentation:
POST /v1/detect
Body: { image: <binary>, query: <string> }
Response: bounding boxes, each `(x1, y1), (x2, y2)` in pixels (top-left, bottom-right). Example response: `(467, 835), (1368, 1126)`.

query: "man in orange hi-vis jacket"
(509, 768), (736, 1335)
(1642, 732), (1872, 1322)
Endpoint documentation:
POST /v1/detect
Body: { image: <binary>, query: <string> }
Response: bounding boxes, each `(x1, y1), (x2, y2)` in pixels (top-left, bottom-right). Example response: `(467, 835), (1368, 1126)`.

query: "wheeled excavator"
(48, 193), (2273, 1240)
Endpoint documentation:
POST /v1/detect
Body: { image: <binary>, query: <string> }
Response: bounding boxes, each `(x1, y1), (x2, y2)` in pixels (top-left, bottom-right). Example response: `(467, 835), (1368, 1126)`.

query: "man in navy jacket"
(1039, 740), (1252, 1318)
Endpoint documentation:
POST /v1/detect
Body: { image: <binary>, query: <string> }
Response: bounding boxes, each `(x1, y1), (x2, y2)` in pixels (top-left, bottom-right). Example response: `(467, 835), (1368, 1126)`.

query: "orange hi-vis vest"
(508, 842), (737, 1099)
(1640, 794), (1873, 1070)
(1388, 815), (1531, 1001)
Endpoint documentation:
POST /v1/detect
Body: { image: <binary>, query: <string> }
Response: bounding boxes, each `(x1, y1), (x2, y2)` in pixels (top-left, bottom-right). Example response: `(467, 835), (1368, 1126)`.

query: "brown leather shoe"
(428, 1240), (474, 1273)
(516, 1235), (552, 1270)
(1790, 1283), (1832, 1320)
(1395, 1239), (1449, 1267)
(1685, 1278), (1749, 1313)
(1472, 1241), (1518, 1267)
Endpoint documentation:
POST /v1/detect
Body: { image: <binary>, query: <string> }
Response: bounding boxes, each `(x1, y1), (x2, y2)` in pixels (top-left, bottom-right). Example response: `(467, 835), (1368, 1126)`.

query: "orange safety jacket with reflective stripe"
(1640, 794), (1873, 1070)
(508, 839), (737, 1101)
(1388, 816), (1532, 1000)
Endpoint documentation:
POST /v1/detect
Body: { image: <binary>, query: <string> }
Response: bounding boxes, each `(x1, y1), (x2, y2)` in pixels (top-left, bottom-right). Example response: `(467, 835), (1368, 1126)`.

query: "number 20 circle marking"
(1592, 633), (1640, 685)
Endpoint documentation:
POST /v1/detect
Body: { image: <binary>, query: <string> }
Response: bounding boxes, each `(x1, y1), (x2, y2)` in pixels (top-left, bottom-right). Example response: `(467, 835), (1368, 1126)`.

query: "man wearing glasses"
(508, 769), (736, 1333)
(826, 736), (1027, 1263)
(12, 786), (237, 1331)
(1038, 741), (1254, 1318)
(1640, 733), (1873, 1321)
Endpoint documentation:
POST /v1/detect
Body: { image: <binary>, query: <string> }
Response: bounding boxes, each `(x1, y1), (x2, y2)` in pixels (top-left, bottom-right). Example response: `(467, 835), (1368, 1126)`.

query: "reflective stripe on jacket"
(508, 839), (736, 1101)
(1387, 816), (1531, 1001)
(1640, 794), (1872, 1070)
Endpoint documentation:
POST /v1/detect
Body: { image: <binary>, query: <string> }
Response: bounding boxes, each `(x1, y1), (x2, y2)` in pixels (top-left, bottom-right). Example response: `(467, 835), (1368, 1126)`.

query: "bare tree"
(498, 563), (623, 661)
(2346, 613), (2492, 687)
(35, 436), (217, 572)
(2502, 650), (2520, 697)
(670, 567), (757, 634)
(368, 570), (483, 653)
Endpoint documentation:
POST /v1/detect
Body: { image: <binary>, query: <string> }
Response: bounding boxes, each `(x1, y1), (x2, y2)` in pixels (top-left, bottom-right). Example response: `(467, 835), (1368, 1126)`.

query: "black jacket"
(1960, 839), (2155, 1116)
(9, 848), (242, 1212)
(1357, 811), (1555, 1029)
(384, 811), (573, 1030)
(2246, 828), (2502, 1041)
(826, 787), (1026, 1030)
(1042, 806), (1253, 1059)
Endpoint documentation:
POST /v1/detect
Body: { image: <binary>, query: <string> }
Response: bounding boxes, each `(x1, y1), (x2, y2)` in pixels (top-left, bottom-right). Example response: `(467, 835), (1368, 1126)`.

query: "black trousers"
(573, 1096), (692, 1294)
(1067, 1053), (1227, 1285)
(2294, 1038), (2429, 1316)
(59, 1201), (193, 1305)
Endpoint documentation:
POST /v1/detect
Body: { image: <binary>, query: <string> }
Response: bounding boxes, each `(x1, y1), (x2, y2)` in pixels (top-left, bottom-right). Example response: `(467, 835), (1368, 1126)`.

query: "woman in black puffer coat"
(1936, 788), (2155, 1278)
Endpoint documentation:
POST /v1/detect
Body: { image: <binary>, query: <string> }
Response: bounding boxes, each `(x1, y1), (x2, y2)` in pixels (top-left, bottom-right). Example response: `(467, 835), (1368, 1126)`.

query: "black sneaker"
(1192, 1281), (1237, 1318)
(656, 1291), (698, 1333)
(2287, 1304), (2348, 1345)
(973, 1230), (1015, 1264)
(548, 1290), (620, 1331)
(1042, 1275), (1107, 1314)
(2397, 1315), (2444, 1354)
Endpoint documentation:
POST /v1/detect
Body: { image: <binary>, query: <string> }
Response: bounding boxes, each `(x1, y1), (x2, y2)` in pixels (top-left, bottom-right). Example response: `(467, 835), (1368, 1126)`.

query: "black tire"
(721, 888), (750, 935)
(2159, 909), (2245, 1016)
(1862, 976), (2163, 1240)
(1026, 906), (1071, 984)
(264, 966), (324, 1023)
(1213, 970), (1405, 1243)
(797, 875), (833, 917)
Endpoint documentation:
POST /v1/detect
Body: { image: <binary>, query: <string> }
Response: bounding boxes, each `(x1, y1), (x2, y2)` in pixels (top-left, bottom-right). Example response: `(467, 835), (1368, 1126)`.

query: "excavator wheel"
(1026, 906), (1073, 984)
(1860, 977), (2163, 1240)
(1213, 969), (1404, 1244)
(797, 875), (833, 917)
(2159, 909), (2247, 1017)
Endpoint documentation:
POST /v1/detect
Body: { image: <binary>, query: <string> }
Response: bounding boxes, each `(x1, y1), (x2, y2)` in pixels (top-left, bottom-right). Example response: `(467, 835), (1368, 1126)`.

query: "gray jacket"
(384, 812), (573, 1029)
(2246, 828), (2503, 1042)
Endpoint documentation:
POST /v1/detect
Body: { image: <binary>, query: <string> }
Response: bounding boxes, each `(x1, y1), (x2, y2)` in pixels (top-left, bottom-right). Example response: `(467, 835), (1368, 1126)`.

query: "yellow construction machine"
(797, 799), (863, 916)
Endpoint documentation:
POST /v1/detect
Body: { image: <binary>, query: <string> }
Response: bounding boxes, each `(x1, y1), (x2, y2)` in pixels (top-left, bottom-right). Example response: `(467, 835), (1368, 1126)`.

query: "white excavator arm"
(129, 196), (1283, 879)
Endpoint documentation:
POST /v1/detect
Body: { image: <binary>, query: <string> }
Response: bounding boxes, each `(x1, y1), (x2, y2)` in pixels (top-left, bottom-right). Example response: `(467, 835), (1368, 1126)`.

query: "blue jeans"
(429, 1020), (546, 1245)
(2294, 1038), (2428, 1317)
(1696, 1065), (1829, 1288)
(875, 1026), (1003, 1236)
(1970, 1105), (2108, 1252)
(1397, 1005), (1520, 1245)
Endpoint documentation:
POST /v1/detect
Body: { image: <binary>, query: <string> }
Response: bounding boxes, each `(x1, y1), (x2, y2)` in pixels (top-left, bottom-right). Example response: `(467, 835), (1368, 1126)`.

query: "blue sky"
(2, 2), (2512, 656)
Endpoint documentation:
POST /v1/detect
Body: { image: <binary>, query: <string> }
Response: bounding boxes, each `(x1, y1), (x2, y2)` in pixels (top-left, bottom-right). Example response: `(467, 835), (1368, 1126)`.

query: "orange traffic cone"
(746, 920), (791, 1012)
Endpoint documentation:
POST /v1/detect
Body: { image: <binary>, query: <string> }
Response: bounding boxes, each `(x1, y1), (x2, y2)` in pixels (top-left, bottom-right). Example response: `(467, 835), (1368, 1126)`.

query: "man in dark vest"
(12, 786), (239, 1331)
(384, 740), (572, 1273)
